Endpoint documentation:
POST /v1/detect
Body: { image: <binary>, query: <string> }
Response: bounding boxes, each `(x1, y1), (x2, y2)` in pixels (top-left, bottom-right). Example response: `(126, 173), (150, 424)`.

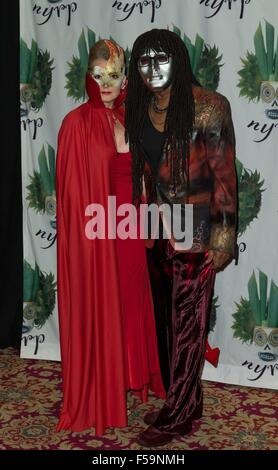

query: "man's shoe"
(137, 425), (176, 447)
(143, 404), (203, 426)
(143, 410), (160, 425)
(192, 403), (203, 420)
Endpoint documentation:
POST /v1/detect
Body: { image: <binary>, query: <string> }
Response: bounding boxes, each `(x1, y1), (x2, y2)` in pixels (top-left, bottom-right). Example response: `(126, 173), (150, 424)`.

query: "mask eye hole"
(138, 56), (151, 67)
(156, 53), (169, 64)
(254, 329), (267, 346)
(88, 69), (102, 80)
(269, 330), (278, 347)
(261, 83), (275, 103)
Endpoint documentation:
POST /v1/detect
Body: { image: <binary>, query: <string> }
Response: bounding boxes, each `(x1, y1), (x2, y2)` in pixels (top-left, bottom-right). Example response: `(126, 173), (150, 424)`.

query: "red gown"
(56, 74), (164, 435)
(112, 151), (165, 399)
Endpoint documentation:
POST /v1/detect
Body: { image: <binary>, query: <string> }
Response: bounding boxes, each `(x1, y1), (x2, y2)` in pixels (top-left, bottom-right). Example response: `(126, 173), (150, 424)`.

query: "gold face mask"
(90, 64), (125, 88)
(89, 39), (125, 88)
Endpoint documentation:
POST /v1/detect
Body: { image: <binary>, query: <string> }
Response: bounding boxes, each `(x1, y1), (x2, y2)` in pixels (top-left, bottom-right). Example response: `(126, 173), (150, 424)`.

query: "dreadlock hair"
(125, 29), (199, 203)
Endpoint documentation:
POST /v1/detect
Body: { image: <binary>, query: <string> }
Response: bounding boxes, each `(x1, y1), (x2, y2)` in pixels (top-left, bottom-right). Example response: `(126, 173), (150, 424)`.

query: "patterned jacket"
(142, 86), (237, 256)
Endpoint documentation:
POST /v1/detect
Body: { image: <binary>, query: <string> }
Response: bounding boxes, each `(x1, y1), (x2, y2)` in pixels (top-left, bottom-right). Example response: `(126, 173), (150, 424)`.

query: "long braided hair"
(125, 29), (198, 203)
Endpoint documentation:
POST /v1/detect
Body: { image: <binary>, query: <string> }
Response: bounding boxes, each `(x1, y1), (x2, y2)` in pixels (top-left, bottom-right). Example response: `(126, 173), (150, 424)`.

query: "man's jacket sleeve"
(206, 95), (237, 256)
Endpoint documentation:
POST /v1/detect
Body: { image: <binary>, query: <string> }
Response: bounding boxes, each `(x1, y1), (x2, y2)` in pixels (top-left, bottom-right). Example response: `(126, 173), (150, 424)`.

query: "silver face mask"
(137, 49), (173, 91)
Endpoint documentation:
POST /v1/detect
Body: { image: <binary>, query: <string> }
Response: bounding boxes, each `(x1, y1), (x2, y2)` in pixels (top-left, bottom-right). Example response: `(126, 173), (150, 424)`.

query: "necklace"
(152, 96), (168, 113)
(149, 108), (165, 131)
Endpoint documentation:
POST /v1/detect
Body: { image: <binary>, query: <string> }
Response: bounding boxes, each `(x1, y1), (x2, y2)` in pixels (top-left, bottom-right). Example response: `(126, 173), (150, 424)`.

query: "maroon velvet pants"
(147, 240), (216, 435)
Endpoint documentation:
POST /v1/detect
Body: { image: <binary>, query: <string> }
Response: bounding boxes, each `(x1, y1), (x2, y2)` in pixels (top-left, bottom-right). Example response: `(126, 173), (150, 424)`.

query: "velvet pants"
(147, 239), (216, 435)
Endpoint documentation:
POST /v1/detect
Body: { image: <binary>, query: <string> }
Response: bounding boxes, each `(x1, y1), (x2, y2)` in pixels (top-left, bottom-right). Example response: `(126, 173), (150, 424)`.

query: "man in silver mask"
(137, 50), (173, 91)
(125, 29), (237, 447)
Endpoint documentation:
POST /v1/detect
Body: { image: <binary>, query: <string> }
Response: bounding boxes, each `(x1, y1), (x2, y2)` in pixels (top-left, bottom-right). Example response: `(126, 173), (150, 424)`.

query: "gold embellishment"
(210, 225), (236, 254)
(104, 39), (125, 72)
(194, 102), (215, 130)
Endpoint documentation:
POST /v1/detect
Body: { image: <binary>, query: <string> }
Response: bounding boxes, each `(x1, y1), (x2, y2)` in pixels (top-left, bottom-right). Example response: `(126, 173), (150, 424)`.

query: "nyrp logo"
(199, 0), (252, 20)
(232, 270), (278, 380)
(238, 21), (278, 142)
(33, 1), (77, 26)
(112, 0), (162, 23)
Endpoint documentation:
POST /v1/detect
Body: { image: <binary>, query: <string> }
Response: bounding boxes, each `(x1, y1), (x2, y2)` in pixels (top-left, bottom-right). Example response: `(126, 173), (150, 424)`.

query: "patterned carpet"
(0, 347), (278, 451)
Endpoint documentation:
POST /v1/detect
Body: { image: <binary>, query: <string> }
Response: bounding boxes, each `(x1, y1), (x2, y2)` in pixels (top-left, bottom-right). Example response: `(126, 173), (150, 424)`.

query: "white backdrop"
(20, 0), (278, 390)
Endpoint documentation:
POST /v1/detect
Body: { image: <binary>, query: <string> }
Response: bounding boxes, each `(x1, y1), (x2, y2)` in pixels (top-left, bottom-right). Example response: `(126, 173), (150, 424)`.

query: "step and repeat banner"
(20, 0), (278, 389)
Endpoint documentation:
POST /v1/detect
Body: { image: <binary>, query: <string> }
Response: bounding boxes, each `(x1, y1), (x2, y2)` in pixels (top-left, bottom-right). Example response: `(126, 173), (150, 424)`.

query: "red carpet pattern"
(0, 348), (278, 450)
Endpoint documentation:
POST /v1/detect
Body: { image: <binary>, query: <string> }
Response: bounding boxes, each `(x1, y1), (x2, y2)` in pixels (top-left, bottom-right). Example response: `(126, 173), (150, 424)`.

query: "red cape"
(56, 75), (128, 434)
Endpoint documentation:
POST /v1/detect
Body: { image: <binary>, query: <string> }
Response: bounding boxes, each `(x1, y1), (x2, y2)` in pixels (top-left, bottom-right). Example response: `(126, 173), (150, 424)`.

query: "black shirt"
(140, 112), (166, 174)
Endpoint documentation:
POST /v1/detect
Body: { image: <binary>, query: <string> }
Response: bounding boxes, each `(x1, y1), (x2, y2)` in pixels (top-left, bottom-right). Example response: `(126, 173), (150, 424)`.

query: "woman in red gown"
(112, 151), (165, 400)
(56, 39), (165, 435)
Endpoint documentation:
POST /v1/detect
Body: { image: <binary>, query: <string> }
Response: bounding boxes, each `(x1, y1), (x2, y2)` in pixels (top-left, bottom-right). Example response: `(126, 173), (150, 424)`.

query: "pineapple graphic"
(26, 145), (56, 225)
(238, 21), (278, 103)
(172, 25), (223, 90)
(66, 28), (96, 102)
(236, 159), (265, 236)
(23, 261), (57, 334)
(20, 38), (54, 116)
(232, 270), (278, 361)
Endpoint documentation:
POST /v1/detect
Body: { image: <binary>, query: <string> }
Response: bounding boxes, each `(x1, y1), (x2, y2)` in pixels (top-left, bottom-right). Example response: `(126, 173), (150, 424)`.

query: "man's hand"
(205, 249), (231, 271)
